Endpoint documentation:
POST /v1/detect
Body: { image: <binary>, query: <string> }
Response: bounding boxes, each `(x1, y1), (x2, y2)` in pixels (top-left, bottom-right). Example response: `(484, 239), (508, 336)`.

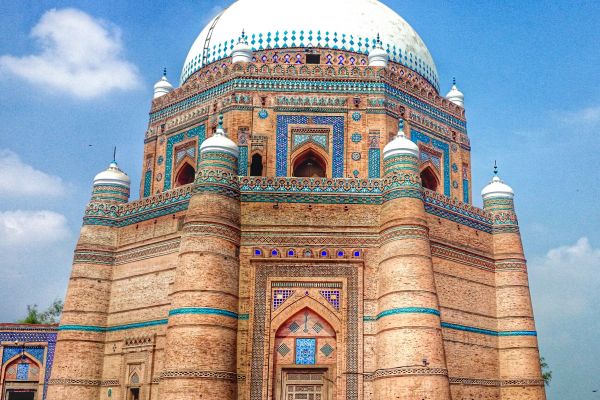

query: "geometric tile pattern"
(180, 31), (440, 90)
(319, 290), (341, 310)
(0, 328), (55, 400)
(410, 129), (450, 196)
(368, 148), (381, 178)
(277, 343), (290, 357)
(312, 322), (323, 333)
(295, 338), (316, 365)
(16, 363), (29, 381)
(320, 343), (334, 357)
(273, 289), (295, 310)
(289, 321), (300, 333)
(164, 125), (206, 190)
(276, 115), (344, 177)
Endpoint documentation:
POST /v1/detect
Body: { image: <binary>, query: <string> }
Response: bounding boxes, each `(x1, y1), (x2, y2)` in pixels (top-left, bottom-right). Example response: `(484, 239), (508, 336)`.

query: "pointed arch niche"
(1, 352), (43, 399)
(174, 162), (195, 187)
(269, 295), (340, 400)
(291, 147), (328, 178)
(420, 164), (440, 192)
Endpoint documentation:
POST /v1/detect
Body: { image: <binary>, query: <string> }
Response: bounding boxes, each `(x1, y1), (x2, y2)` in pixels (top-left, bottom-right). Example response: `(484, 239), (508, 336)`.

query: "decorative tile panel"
(368, 149), (381, 178)
(289, 322), (300, 333)
(410, 129), (450, 195)
(320, 343), (334, 357)
(143, 170), (152, 197)
(277, 343), (290, 357)
(164, 125), (206, 190)
(276, 115), (344, 177)
(17, 363), (29, 380)
(319, 290), (341, 310)
(273, 289), (295, 310)
(295, 338), (316, 365)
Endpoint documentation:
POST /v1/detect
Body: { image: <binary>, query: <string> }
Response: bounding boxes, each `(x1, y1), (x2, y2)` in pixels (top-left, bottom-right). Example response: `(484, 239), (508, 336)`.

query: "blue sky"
(0, 1), (598, 398)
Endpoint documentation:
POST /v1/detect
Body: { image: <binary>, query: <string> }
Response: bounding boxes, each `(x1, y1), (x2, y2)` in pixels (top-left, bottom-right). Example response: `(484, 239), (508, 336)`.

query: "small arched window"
(175, 163), (195, 187)
(250, 153), (263, 176)
(420, 166), (439, 192)
(292, 151), (326, 178)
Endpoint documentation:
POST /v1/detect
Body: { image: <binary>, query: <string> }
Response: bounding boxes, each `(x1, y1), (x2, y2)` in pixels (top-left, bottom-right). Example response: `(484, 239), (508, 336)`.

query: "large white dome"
(181, 0), (439, 90)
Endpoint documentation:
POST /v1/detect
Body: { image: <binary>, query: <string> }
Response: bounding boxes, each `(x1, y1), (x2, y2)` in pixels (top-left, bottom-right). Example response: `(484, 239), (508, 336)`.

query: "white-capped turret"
(153, 68), (174, 99)
(383, 119), (419, 159)
(446, 77), (464, 107)
(368, 34), (389, 67)
(481, 166), (514, 199)
(93, 160), (130, 188)
(200, 116), (239, 157)
(231, 30), (253, 63)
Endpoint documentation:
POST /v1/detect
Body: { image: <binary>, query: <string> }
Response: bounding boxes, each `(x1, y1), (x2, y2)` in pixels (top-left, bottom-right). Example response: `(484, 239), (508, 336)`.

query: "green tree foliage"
(540, 357), (552, 386)
(17, 299), (63, 324)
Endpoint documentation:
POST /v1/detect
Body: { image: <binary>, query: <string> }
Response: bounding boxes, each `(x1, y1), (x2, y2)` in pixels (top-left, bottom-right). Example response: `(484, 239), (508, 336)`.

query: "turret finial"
(397, 118), (405, 137)
(452, 77), (456, 86)
(493, 160), (498, 175)
(113, 146), (117, 163)
(163, 67), (167, 77)
(218, 114), (224, 129)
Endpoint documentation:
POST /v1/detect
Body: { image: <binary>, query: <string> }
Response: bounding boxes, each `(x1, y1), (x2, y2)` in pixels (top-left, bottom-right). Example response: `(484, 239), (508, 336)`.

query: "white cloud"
(558, 105), (600, 125)
(0, 210), (70, 247)
(529, 237), (600, 318)
(0, 149), (66, 198)
(0, 8), (141, 99)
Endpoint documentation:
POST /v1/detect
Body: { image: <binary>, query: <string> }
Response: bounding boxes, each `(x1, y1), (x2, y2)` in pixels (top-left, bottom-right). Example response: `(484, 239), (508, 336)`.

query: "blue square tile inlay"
(295, 338), (316, 364)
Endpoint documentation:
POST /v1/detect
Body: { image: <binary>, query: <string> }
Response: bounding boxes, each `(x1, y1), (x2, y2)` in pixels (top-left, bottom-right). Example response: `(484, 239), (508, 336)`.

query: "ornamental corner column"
(375, 122), (451, 400)
(48, 160), (130, 400)
(482, 174), (546, 399)
(159, 121), (241, 400)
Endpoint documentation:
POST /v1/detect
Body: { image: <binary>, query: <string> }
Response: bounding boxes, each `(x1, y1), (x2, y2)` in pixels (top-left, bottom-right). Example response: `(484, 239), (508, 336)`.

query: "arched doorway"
(250, 153), (263, 176)
(174, 163), (195, 187)
(292, 151), (327, 178)
(2, 354), (41, 400)
(273, 308), (336, 400)
(420, 166), (439, 192)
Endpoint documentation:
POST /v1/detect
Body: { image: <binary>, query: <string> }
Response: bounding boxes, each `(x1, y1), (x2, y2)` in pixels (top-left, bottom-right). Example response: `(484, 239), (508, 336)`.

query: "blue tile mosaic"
(463, 179), (469, 203)
(351, 111), (362, 121)
(258, 109), (268, 119)
(164, 125), (206, 190)
(16, 363), (29, 380)
(295, 338), (316, 365)
(368, 148), (381, 178)
(180, 30), (440, 90)
(143, 170), (152, 197)
(276, 115), (344, 177)
(410, 129), (450, 196)
(351, 132), (362, 143)
(238, 145), (248, 176)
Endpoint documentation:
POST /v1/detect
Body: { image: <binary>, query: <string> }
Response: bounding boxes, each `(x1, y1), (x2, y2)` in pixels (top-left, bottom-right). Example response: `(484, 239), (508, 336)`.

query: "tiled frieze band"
(151, 77), (465, 133)
(183, 222), (241, 244)
(430, 243), (495, 272)
(363, 307), (440, 321)
(167, 307), (238, 319)
(160, 370), (238, 381)
(449, 377), (545, 387)
(83, 178), (494, 233)
(364, 366), (448, 380)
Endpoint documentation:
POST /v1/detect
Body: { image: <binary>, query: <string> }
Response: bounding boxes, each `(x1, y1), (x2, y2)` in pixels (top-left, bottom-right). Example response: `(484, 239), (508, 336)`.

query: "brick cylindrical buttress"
(374, 150), (451, 400)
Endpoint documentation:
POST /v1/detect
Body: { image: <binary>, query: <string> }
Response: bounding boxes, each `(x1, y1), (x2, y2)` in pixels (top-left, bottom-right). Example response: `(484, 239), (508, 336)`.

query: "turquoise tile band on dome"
(182, 31), (439, 90)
